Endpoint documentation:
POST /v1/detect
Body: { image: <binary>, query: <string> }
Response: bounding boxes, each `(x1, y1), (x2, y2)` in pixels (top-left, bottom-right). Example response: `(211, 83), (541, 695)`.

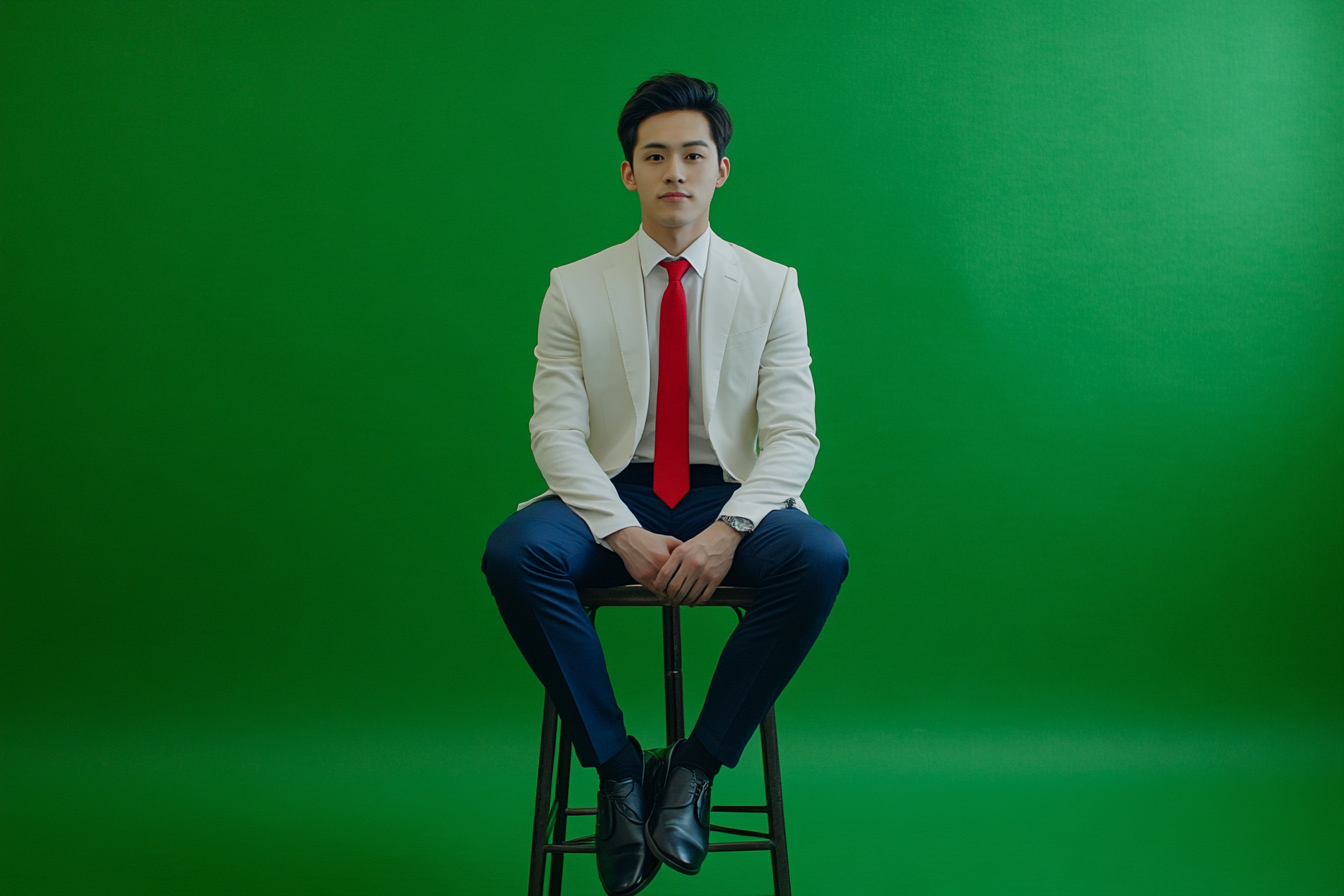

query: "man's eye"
(687, 153), (703, 160)
(647, 154), (664, 161)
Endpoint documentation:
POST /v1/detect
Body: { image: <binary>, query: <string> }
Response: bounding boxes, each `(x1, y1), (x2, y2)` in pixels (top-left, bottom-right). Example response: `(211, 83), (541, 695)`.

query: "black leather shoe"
(644, 738), (712, 875)
(595, 737), (661, 896)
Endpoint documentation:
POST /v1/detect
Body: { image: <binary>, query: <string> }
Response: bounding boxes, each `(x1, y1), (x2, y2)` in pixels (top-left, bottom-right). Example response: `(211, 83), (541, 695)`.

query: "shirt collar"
(636, 224), (714, 280)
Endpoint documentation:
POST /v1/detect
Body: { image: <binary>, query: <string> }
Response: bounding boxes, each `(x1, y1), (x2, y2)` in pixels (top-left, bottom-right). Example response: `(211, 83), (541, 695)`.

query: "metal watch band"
(717, 515), (755, 535)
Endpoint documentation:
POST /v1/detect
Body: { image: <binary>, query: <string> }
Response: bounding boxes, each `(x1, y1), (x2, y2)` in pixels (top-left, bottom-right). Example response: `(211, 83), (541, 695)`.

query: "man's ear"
(620, 160), (639, 192)
(716, 156), (731, 188)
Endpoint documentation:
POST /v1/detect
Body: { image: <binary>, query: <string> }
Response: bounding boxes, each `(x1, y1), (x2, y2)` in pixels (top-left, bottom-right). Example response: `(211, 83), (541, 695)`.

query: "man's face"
(621, 110), (730, 231)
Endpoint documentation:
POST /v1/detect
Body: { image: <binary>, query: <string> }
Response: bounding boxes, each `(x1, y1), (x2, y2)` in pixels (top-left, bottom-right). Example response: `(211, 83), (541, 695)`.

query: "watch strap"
(717, 515), (755, 535)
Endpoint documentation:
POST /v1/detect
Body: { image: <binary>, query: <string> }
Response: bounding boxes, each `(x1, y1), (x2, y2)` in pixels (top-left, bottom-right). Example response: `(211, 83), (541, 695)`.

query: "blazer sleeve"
(529, 269), (641, 542)
(717, 266), (820, 527)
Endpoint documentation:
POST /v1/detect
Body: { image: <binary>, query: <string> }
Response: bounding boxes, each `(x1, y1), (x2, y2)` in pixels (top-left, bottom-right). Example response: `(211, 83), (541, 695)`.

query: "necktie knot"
(660, 258), (691, 283)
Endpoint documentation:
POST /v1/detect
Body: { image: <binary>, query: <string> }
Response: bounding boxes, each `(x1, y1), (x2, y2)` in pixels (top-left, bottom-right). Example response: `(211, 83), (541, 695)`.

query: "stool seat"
(579, 584), (758, 606)
(528, 584), (792, 896)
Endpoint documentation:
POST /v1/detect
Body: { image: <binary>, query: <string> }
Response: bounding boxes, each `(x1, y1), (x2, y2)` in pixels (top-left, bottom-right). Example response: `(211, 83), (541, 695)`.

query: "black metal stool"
(528, 585), (791, 896)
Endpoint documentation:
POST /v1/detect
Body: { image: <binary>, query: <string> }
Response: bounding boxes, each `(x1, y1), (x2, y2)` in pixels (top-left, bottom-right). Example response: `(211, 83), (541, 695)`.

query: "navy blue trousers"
(482, 464), (848, 769)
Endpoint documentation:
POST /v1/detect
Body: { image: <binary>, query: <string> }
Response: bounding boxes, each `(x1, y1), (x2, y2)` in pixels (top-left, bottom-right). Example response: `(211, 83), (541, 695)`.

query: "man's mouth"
(661, 192), (690, 199)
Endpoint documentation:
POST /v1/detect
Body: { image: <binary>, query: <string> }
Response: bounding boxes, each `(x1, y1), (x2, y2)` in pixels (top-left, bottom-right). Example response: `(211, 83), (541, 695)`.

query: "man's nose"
(665, 160), (687, 182)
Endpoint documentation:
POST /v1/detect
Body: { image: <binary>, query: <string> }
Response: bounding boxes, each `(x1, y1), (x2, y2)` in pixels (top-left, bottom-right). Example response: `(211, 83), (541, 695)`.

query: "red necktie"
(654, 258), (691, 508)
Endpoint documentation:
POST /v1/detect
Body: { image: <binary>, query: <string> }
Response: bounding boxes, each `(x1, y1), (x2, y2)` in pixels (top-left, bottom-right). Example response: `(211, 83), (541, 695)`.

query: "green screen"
(2, 1), (1341, 893)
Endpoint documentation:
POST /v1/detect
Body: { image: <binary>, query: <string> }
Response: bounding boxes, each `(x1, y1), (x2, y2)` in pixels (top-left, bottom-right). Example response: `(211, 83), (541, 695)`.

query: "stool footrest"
(543, 834), (777, 854)
(709, 823), (771, 838)
(580, 586), (757, 607)
(538, 815), (785, 877)
(556, 803), (764, 818)
(708, 840), (775, 852)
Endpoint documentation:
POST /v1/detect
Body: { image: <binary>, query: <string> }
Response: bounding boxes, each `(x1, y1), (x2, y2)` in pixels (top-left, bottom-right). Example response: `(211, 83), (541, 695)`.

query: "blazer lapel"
(700, 235), (742, 427)
(602, 237), (649, 435)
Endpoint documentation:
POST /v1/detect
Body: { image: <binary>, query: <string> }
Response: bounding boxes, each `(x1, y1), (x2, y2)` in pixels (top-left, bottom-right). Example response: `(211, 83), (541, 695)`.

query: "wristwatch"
(717, 515), (755, 536)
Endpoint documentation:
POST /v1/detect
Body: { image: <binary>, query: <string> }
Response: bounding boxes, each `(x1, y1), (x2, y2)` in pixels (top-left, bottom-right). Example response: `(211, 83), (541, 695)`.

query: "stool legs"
(529, 696), (558, 896)
(530, 696), (577, 896)
(662, 605), (685, 742)
(549, 721), (574, 896)
(529, 601), (792, 896)
(760, 706), (792, 896)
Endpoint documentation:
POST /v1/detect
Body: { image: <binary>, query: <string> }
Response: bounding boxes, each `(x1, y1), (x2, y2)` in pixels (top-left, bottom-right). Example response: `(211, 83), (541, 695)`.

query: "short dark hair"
(617, 73), (733, 163)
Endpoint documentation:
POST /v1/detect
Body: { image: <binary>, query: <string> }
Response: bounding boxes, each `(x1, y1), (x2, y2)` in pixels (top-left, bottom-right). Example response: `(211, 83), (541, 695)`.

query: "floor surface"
(3, 716), (1340, 895)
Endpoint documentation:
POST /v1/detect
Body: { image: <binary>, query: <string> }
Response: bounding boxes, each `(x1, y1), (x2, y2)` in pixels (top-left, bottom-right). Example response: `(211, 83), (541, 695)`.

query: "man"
(483, 73), (847, 896)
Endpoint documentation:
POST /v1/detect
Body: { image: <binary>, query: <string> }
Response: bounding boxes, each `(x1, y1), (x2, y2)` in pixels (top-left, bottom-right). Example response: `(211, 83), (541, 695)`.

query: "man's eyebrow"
(639, 140), (712, 150)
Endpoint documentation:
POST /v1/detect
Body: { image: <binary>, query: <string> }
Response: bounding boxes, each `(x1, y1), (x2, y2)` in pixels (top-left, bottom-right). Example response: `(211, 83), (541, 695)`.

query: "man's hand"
(653, 521), (742, 606)
(606, 527), (683, 593)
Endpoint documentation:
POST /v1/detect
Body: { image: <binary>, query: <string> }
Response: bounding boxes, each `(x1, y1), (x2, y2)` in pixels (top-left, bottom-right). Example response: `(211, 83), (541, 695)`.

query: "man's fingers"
(668, 564), (698, 604)
(681, 581), (704, 606)
(652, 541), (729, 605)
(658, 545), (695, 596)
(664, 570), (685, 604)
(685, 575), (720, 606)
(652, 563), (671, 593)
(623, 555), (667, 596)
(691, 580), (718, 606)
(653, 554), (679, 595)
(633, 528), (736, 606)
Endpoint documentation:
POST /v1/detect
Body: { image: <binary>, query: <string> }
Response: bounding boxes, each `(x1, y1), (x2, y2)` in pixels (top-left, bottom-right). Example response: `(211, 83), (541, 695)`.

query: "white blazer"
(520, 230), (818, 541)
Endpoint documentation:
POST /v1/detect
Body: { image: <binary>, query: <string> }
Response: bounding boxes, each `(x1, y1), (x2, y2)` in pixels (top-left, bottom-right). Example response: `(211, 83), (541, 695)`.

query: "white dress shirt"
(632, 225), (721, 466)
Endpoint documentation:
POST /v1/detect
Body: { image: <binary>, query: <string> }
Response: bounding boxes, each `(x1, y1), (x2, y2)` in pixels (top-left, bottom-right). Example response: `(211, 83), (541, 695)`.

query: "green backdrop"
(2, 2), (1341, 894)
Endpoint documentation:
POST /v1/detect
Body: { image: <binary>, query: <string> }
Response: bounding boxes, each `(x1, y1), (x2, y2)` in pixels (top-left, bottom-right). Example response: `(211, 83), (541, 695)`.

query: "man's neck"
(641, 216), (709, 258)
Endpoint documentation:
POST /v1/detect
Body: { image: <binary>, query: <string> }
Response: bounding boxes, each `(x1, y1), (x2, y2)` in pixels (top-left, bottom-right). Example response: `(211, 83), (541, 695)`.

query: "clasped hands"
(605, 522), (742, 606)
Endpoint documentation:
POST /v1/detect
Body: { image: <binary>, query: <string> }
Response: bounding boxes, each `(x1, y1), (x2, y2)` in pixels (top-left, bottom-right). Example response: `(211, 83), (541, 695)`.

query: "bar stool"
(528, 585), (791, 896)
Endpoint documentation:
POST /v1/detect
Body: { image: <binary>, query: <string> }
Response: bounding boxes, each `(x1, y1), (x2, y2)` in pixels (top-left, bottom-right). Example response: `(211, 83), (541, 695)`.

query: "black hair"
(617, 73), (733, 163)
